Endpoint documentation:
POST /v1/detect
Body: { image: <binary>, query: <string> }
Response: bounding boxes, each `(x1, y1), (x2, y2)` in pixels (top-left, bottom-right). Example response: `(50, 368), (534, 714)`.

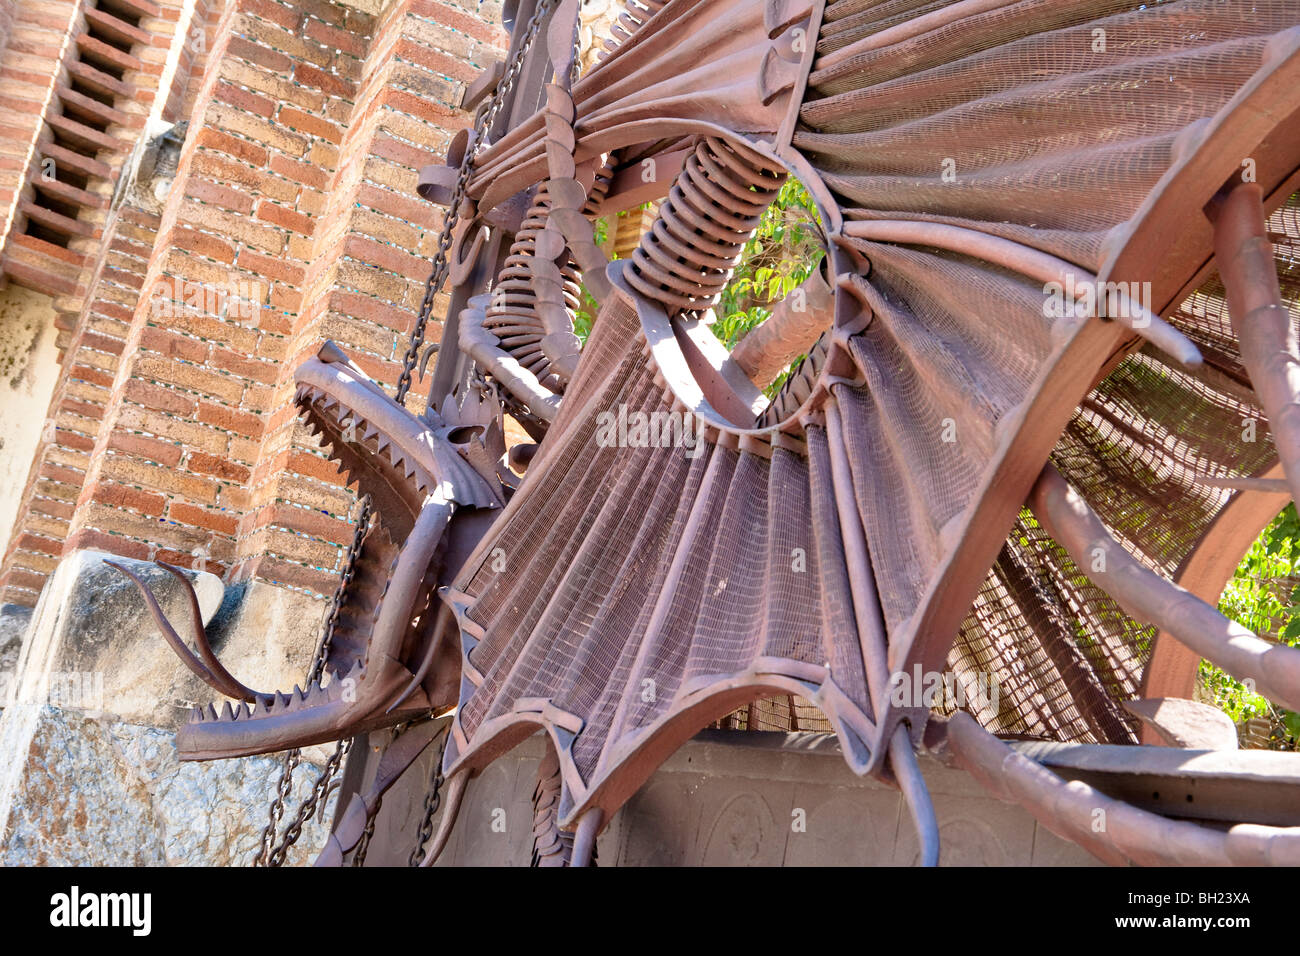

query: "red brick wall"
(0, 0), (191, 605)
(238, 0), (506, 593)
(1, 0), (185, 311)
(0, 0), (506, 605)
(0, 0), (81, 257)
(0, 0), (16, 51)
(161, 0), (225, 124)
(0, 203), (168, 603)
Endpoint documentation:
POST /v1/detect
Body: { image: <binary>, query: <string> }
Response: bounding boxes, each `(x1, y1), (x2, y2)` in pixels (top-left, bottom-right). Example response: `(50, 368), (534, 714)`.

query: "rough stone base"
(0, 548), (336, 866)
(1, 706), (335, 866)
(0, 603), (30, 684)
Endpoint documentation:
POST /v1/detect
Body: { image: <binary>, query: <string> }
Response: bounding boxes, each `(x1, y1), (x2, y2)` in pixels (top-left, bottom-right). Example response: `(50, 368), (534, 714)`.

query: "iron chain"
(395, 0), (562, 405)
(263, 737), (353, 867)
(348, 721), (408, 867)
(257, 0), (564, 866)
(399, 5), (562, 855)
(408, 725), (450, 865)
(351, 801), (380, 867)
(253, 495), (372, 866)
(255, 0), (562, 867)
(255, 748), (301, 866)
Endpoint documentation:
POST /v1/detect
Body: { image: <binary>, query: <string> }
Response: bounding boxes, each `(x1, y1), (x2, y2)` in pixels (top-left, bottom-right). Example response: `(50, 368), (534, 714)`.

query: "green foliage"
(712, 178), (826, 397)
(572, 215), (609, 345)
(1208, 504), (1300, 746)
(572, 181), (826, 399)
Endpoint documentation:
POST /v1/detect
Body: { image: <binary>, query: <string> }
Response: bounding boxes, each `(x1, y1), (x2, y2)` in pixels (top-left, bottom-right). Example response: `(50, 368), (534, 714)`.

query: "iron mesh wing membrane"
(440, 0), (1300, 842)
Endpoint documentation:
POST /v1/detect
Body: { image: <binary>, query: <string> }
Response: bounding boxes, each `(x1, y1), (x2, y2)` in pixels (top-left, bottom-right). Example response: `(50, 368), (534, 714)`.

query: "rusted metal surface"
(530, 745), (582, 866)
(944, 712), (1300, 866)
(1029, 464), (1300, 714)
(1211, 180), (1300, 503)
(1124, 698), (1240, 752)
(119, 0), (1300, 867)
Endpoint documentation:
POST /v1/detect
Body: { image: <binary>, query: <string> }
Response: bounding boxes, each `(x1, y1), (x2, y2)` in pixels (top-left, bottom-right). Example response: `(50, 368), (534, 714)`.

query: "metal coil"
(483, 157), (616, 385)
(627, 136), (785, 315)
(483, 183), (582, 383)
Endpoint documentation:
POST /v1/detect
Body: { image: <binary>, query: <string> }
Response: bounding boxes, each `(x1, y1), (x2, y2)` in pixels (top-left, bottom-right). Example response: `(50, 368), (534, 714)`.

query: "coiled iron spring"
(483, 184), (584, 384)
(483, 159), (615, 386)
(627, 136), (785, 317)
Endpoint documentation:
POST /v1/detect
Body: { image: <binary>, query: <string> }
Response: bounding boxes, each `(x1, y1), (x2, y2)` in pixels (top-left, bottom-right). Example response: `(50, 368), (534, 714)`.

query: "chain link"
(351, 798), (380, 867)
(311, 494), (371, 684)
(262, 737), (353, 867)
(408, 725), (450, 865)
(255, 748), (301, 866)
(395, 0), (562, 405)
(347, 720), (408, 867)
(255, 0), (565, 866)
(253, 495), (372, 866)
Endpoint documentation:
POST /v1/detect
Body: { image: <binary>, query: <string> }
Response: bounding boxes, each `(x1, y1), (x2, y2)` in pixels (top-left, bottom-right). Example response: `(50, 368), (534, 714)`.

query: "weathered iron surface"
(121, 0), (1300, 866)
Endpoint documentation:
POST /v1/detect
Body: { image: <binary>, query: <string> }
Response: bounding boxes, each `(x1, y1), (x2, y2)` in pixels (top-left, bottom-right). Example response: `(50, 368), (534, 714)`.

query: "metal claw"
(418, 342), (440, 379)
(570, 807), (604, 867)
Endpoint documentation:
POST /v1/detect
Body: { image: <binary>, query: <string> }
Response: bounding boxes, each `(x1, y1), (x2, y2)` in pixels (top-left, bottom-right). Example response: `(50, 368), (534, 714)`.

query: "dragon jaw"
(123, 341), (502, 761)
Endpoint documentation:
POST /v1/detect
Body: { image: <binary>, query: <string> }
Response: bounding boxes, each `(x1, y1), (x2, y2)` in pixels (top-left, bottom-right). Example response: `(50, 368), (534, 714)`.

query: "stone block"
(0, 603), (32, 689)
(381, 730), (1108, 867)
(1, 548), (325, 729)
(0, 709), (333, 865)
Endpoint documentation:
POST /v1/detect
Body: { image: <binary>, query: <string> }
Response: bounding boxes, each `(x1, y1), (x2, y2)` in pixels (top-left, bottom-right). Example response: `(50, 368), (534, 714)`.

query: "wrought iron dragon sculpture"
(113, 0), (1300, 866)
